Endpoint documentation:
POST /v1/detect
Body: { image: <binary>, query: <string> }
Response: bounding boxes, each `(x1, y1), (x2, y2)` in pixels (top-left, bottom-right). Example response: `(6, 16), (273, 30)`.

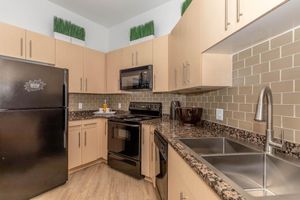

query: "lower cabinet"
(141, 125), (156, 184)
(68, 118), (108, 170)
(168, 146), (221, 200)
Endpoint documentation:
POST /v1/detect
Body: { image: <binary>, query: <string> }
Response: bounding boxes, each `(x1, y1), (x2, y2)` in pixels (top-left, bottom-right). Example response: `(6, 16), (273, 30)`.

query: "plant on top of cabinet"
(54, 16), (86, 46)
(181, 0), (192, 16)
(130, 21), (155, 45)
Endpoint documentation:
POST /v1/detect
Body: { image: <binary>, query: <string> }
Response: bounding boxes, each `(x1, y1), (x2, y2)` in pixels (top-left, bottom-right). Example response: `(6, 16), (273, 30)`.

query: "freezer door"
(0, 108), (68, 200)
(0, 58), (68, 109)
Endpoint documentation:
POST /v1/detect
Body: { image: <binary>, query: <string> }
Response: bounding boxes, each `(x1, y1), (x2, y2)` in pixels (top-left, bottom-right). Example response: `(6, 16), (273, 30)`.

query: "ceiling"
(48, 0), (174, 27)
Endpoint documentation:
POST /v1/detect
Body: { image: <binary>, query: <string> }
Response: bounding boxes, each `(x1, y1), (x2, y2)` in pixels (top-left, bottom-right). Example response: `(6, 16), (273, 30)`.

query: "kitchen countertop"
(69, 110), (126, 121)
(143, 118), (247, 200)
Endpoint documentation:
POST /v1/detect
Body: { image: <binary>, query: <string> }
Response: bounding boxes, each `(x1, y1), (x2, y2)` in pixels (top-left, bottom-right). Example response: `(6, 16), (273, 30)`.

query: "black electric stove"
(107, 102), (162, 179)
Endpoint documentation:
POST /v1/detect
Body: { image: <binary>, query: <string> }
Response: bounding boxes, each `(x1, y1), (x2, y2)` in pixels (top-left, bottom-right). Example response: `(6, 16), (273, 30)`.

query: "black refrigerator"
(0, 58), (68, 200)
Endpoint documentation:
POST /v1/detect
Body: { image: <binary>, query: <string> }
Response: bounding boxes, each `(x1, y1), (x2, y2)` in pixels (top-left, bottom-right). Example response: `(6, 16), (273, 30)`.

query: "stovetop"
(109, 114), (160, 124)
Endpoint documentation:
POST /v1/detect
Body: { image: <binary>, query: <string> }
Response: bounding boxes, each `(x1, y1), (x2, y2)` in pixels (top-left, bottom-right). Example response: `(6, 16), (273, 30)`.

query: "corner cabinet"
(106, 49), (122, 94)
(168, 146), (221, 200)
(68, 118), (108, 170)
(84, 48), (106, 93)
(153, 35), (169, 92)
(55, 40), (84, 93)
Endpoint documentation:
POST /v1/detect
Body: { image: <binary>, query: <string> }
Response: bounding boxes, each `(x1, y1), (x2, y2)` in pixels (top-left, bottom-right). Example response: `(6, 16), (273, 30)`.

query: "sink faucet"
(254, 86), (283, 154)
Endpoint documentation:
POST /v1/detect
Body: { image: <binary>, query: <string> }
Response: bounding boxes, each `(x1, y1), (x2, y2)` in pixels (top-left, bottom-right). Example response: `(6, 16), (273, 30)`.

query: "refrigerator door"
(0, 108), (68, 200)
(0, 58), (67, 109)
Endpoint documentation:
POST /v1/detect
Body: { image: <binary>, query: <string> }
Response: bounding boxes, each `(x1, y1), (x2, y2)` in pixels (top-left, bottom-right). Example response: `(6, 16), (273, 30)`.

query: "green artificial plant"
(130, 20), (155, 42)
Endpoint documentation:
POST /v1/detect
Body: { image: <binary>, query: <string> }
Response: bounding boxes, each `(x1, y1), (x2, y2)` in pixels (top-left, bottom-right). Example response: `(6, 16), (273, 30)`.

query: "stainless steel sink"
(179, 137), (258, 155)
(203, 153), (300, 199)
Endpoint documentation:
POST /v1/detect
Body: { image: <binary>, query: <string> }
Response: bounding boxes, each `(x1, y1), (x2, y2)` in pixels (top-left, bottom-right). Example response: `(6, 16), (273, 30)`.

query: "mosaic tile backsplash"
(69, 93), (186, 115)
(69, 26), (300, 144)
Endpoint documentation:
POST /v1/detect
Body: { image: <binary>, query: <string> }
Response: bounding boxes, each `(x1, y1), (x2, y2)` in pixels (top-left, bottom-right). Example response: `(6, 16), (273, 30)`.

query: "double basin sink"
(179, 137), (300, 199)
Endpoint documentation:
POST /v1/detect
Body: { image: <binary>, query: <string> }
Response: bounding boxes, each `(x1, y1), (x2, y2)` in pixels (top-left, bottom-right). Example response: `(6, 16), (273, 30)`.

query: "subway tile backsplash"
(69, 26), (300, 144)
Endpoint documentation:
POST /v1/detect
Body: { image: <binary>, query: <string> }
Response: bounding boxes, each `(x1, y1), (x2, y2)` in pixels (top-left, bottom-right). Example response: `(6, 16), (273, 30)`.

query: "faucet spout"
(254, 86), (283, 154)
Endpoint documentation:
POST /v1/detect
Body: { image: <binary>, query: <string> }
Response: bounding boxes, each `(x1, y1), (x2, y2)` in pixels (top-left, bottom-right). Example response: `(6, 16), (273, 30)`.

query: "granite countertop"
(69, 110), (127, 121)
(142, 118), (262, 200)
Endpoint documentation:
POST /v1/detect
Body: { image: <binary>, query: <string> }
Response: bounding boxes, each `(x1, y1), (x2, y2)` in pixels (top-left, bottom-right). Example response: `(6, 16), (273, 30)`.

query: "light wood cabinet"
(141, 125), (156, 184)
(141, 125), (151, 177)
(106, 49), (122, 94)
(56, 40), (84, 93)
(0, 22), (25, 59)
(68, 122), (82, 169)
(81, 121), (99, 165)
(121, 40), (153, 69)
(84, 48), (106, 93)
(25, 31), (55, 64)
(153, 35), (169, 92)
(68, 119), (108, 170)
(168, 146), (221, 200)
(98, 119), (108, 160)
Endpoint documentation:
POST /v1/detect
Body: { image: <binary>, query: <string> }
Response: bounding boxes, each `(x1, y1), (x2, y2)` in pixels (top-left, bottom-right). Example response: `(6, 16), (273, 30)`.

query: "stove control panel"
(129, 102), (162, 114)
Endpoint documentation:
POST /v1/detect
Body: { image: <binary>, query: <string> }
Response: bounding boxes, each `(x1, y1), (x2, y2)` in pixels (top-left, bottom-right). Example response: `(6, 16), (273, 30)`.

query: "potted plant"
(130, 20), (155, 45)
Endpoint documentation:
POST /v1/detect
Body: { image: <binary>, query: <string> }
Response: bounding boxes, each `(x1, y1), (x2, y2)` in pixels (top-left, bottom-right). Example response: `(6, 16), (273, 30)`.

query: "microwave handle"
(110, 122), (140, 128)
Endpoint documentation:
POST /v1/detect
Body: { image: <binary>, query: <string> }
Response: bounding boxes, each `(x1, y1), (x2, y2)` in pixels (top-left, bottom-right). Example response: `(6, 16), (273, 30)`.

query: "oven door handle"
(109, 122), (140, 128)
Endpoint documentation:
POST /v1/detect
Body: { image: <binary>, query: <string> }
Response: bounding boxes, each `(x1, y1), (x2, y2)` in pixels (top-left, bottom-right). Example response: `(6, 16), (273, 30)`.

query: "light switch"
(216, 108), (224, 121)
(118, 103), (122, 109)
(78, 103), (83, 110)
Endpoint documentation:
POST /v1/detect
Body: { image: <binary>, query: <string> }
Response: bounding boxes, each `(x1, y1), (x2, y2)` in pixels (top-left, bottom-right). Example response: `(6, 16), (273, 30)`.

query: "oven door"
(120, 65), (153, 91)
(108, 121), (141, 160)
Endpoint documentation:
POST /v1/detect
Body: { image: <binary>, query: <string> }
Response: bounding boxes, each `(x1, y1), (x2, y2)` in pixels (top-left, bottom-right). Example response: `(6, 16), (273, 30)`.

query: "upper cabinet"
(0, 23), (25, 59)
(200, 0), (287, 52)
(106, 49), (122, 94)
(84, 48), (106, 94)
(25, 31), (55, 64)
(121, 40), (153, 68)
(55, 40), (84, 93)
(153, 35), (169, 92)
(0, 23), (55, 64)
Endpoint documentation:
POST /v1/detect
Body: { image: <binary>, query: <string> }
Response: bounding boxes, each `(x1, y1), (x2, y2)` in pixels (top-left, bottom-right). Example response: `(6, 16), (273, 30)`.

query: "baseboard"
(68, 159), (107, 174)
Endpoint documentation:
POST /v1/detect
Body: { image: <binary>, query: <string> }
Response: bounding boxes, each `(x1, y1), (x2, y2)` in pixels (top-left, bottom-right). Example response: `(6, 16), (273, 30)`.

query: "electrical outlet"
(118, 103), (122, 109)
(78, 103), (83, 110)
(216, 108), (224, 121)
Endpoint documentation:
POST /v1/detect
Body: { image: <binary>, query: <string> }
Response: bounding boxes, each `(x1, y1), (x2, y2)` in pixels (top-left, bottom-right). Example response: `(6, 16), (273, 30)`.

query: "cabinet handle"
(153, 74), (156, 91)
(142, 128), (145, 145)
(85, 78), (88, 92)
(20, 38), (23, 57)
(29, 40), (32, 58)
(132, 53), (134, 66)
(136, 51), (138, 66)
(78, 132), (81, 148)
(80, 78), (83, 91)
(182, 63), (186, 85)
(186, 62), (190, 84)
(105, 122), (107, 136)
(236, 0), (243, 23)
(151, 143), (154, 162)
(225, 0), (231, 31)
(84, 131), (87, 146)
(175, 69), (177, 88)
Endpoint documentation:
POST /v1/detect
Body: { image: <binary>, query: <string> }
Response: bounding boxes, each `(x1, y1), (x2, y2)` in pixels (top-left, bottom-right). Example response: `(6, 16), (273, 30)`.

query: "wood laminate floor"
(32, 164), (158, 200)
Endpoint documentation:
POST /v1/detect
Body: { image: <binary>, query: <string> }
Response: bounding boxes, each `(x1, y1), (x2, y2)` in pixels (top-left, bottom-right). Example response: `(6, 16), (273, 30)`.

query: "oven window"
(108, 123), (140, 160)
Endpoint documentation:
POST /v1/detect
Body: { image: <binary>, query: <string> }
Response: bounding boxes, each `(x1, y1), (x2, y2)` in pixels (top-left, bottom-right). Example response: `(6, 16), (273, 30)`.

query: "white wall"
(108, 0), (184, 51)
(0, 0), (109, 52)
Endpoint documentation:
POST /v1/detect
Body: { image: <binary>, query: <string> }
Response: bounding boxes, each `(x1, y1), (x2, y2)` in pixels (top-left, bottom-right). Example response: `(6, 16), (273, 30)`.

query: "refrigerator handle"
(63, 69), (69, 149)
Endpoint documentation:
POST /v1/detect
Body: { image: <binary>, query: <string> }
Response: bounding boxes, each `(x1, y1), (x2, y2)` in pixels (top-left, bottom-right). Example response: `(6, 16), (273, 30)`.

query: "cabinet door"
(0, 22), (25, 59)
(199, 0), (236, 52)
(153, 35), (169, 92)
(135, 40), (153, 66)
(141, 125), (150, 177)
(55, 40), (84, 93)
(84, 48), (106, 93)
(237, 0), (287, 29)
(25, 31), (55, 64)
(121, 46), (134, 68)
(149, 126), (156, 185)
(68, 124), (82, 169)
(106, 49), (122, 93)
(168, 146), (221, 200)
(98, 119), (108, 160)
(81, 121), (99, 165)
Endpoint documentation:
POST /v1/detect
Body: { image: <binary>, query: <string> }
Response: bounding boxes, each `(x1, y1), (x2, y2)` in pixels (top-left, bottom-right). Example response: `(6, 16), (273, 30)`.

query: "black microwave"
(120, 65), (153, 91)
